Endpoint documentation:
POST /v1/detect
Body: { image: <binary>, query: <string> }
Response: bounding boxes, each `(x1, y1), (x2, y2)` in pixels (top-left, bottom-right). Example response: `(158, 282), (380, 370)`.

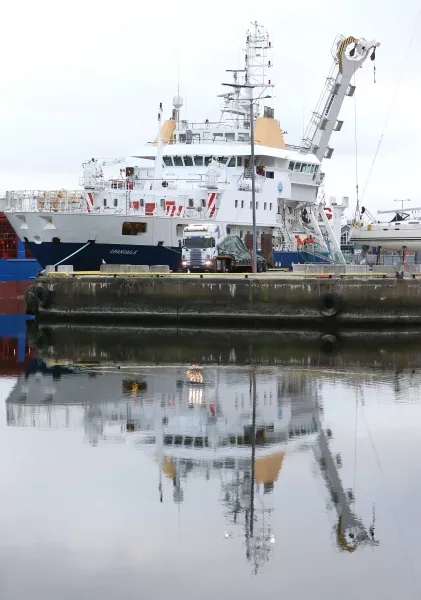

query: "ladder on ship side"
(244, 156), (262, 178)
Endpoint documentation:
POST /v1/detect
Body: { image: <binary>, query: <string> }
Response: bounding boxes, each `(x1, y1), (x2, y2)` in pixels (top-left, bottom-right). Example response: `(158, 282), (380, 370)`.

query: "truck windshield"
(184, 237), (215, 249)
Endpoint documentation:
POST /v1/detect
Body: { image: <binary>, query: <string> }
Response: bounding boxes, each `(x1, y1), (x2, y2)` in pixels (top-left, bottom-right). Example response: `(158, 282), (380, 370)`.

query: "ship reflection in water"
(3, 327), (421, 598)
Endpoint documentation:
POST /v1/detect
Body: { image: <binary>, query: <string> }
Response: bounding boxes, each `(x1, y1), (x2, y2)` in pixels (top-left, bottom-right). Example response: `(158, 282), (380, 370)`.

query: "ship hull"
(350, 226), (421, 251)
(26, 241), (182, 271)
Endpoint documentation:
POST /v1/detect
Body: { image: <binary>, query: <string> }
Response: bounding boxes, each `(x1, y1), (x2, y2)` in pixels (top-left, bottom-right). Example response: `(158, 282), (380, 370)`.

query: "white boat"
(5, 25), (379, 271)
(350, 207), (421, 251)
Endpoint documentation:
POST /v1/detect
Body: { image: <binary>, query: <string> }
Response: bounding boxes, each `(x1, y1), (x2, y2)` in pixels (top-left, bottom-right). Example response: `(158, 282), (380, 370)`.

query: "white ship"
(350, 206), (421, 251)
(5, 25), (379, 271)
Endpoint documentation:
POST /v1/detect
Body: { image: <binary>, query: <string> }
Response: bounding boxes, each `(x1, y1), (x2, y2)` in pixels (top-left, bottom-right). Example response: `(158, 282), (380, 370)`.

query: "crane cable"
(353, 64), (360, 221)
(360, 7), (421, 204)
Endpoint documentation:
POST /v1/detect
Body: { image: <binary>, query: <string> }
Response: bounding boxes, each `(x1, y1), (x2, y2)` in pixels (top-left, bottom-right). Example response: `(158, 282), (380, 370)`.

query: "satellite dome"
(173, 95), (184, 109)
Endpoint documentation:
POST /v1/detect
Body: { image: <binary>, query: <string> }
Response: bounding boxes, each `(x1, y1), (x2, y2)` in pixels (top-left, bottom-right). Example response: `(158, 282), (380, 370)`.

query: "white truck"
(181, 224), (267, 273)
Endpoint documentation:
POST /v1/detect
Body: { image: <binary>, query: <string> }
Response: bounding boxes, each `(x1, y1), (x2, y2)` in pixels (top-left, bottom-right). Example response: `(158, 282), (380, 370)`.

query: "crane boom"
(302, 35), (380, 162)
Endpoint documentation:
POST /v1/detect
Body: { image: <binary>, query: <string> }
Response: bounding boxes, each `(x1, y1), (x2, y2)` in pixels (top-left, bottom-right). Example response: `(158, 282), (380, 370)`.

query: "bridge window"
(218, 156), (228, 164)
(122, 222), (147, 235)
(294, 163), (301, 172)
(226, 133), (235, 142)
(213, 133), (224, 141)
(237, 157), (243, 167)
(266, 171), (274, 179)
(238, 133), (250, 142)
(184, 156), (193, 166)
(188, 198), (194, 208)
(227, 157), (236, 167)
(205, 156), (212, 166)
(163, 156), (173, 166)
(194, 156), (204, 166)
(174, 156), (183, 167)
(289, 161), (294, 170)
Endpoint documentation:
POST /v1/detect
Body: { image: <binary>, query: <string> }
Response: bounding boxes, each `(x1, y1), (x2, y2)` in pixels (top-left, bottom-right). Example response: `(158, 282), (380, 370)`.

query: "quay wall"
(27, 274), (421, 327)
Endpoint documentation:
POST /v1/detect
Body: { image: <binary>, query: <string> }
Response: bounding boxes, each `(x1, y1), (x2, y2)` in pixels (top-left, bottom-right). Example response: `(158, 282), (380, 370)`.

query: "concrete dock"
(25, 270), (421, 327)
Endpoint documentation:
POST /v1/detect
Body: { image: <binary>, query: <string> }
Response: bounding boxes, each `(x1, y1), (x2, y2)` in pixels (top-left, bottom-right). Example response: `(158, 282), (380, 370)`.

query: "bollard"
(150, 265), (170, 273)
(57, 264), (74, 274)
(125, 265), (150, 273)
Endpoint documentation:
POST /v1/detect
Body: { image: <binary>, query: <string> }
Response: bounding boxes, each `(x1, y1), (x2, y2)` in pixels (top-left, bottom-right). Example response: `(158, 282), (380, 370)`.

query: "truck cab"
(181, 224), (221, 272)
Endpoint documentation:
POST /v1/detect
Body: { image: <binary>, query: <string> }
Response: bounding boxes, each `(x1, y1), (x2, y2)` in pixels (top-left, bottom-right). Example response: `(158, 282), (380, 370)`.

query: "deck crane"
(81, 157), (125, 190)
(301, 35), (380, 163)
(301, 35), (379, 261)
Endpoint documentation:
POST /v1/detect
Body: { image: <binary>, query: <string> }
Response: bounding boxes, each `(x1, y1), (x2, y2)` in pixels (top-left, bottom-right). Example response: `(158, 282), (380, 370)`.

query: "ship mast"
(221, 22), (274, 124)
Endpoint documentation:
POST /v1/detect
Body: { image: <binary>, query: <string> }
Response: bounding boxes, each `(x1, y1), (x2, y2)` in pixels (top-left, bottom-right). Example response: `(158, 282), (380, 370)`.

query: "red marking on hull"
(207, 193), (216, 208)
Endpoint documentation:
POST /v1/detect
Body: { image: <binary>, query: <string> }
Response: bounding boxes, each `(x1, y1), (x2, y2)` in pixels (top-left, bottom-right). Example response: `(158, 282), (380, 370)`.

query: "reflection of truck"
(181, 224), (267, 273)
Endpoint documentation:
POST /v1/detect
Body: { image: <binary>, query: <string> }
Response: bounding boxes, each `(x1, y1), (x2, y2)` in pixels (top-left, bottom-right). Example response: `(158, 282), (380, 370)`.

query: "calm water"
(2, 322), (421, 599)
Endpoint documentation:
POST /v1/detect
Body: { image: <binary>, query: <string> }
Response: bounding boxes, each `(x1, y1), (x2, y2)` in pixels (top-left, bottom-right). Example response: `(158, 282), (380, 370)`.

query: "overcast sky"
(1, 0), (420, 215)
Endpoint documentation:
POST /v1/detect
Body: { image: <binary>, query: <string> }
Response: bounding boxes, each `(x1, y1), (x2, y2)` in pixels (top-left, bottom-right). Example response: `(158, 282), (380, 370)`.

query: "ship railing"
(5, 190), (90, 213)
(79, 178), (147, 191)
(175, 118), (251, 131)
(285, 143), (310, 153)
(147, 137), (253, 146)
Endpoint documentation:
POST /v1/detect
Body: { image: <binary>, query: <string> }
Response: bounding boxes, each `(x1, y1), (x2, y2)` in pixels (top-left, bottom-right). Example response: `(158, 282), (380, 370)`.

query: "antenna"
(177, 61), (180, 100)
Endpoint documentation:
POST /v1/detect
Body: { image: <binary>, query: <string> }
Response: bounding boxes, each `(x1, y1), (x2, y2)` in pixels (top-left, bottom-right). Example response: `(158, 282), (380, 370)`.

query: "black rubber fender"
(25, 285), (38, 315)
(35, 285), (51, 309)
(319, 292), (341, 317)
